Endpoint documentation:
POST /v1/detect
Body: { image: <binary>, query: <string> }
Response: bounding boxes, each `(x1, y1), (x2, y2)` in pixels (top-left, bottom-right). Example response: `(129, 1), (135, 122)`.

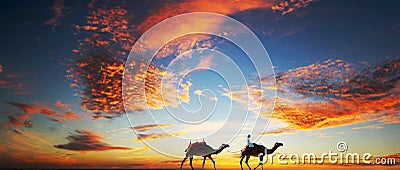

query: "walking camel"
(180, 140), (230, 170)
(240, 142), (284, 170)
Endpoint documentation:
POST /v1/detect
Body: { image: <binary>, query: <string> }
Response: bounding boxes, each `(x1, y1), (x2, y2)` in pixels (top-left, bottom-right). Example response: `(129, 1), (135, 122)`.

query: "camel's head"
(274, 142), (283, 147)
(221, 144), (230, 149)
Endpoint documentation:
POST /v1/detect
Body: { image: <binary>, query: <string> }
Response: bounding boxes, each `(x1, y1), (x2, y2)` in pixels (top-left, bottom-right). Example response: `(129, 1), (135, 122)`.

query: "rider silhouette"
(246, 134), (254, 150)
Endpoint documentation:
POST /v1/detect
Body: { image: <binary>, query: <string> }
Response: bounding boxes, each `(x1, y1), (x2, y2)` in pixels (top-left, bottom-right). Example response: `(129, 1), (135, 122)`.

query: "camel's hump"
(186, 142), (214, 156)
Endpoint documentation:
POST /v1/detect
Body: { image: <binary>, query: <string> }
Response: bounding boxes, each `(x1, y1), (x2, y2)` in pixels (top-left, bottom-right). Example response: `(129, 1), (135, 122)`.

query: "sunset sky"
(0, 0), (399, 169)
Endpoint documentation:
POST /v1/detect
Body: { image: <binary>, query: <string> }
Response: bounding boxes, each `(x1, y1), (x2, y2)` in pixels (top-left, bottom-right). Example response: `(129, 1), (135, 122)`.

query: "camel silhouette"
(240, 142), (283, 170)
(180, 140), (229, 170)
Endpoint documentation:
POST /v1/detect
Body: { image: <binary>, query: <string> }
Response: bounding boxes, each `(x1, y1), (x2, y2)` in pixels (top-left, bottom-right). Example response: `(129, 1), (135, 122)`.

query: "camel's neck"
(213, 146), (226, 155)
(267, 145), (280, 154)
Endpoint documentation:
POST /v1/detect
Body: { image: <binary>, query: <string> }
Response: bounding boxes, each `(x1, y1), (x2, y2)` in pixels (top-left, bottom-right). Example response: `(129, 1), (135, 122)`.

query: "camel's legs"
(254, 155), (264, 170)
(180, 157), (187, 170)
(202, 156), (206, 170)
(189, 157), (194, 170)
(245, 155), (251, 170)
(208, 155), (216, 170)
(254, 163), (262, 170)
(240, 154), (245, 170)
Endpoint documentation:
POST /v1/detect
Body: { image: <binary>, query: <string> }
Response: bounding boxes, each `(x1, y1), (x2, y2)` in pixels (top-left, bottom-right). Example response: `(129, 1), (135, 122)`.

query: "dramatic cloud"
(67, 0), (315, 118)
(135, 0), (276, 34)
(267, 58), (400, 130)
(68, 3), (152, 117)
(225, 58), (399, 132)
(75, 5), (224, 115)
(54, 129), (132, 152)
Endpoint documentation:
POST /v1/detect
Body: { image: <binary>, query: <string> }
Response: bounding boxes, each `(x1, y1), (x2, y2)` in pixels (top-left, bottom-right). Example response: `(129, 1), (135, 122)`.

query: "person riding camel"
(246, 134), (254, 150)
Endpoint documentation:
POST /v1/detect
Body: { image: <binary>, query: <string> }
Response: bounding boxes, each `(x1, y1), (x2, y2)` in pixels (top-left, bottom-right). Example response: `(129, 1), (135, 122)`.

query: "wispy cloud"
(136, 132), (185, 142)
(9, 128), (52, 146)
(0, 115), (33, 128)
(54, 100), (71, 110)
(0, 65), (31, 95)
(6, 128), (77, 166)
(352, 124), (384, 130)
(0, 144), (7, 151)
(5, 101), (84, 122)
(54, 129), (133, 152)
(12, 128), (24, 135)
(44, 0), (68, 30)
(306, 131), (333, 138)
(132, 124), (173, 132)
(259, 127), (296, 135)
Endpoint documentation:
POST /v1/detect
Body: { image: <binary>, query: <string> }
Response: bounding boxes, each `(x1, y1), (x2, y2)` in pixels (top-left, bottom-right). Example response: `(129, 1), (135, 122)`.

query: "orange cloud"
(69, 5), (170, 115)
(135, 0), (281, 34)
(68, 0), (315, 118)
(259, 127), (296, 135)
(4, 128), (79, 167)
(132, 0), (315, 53)
(54, 100), (71, 109)
(0, 65), (29, 94)
(0, 115), (33, 128)
(268, 59), (400, 130)
(15, 113), (30, 120)
(12, 153), (77, 165)
(54, 129), (133, 152)
(5, 101), (84, 123)
(0, 144), (7, 151)
(224, 59), (399, 131)
(271, 0), (315, 15)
